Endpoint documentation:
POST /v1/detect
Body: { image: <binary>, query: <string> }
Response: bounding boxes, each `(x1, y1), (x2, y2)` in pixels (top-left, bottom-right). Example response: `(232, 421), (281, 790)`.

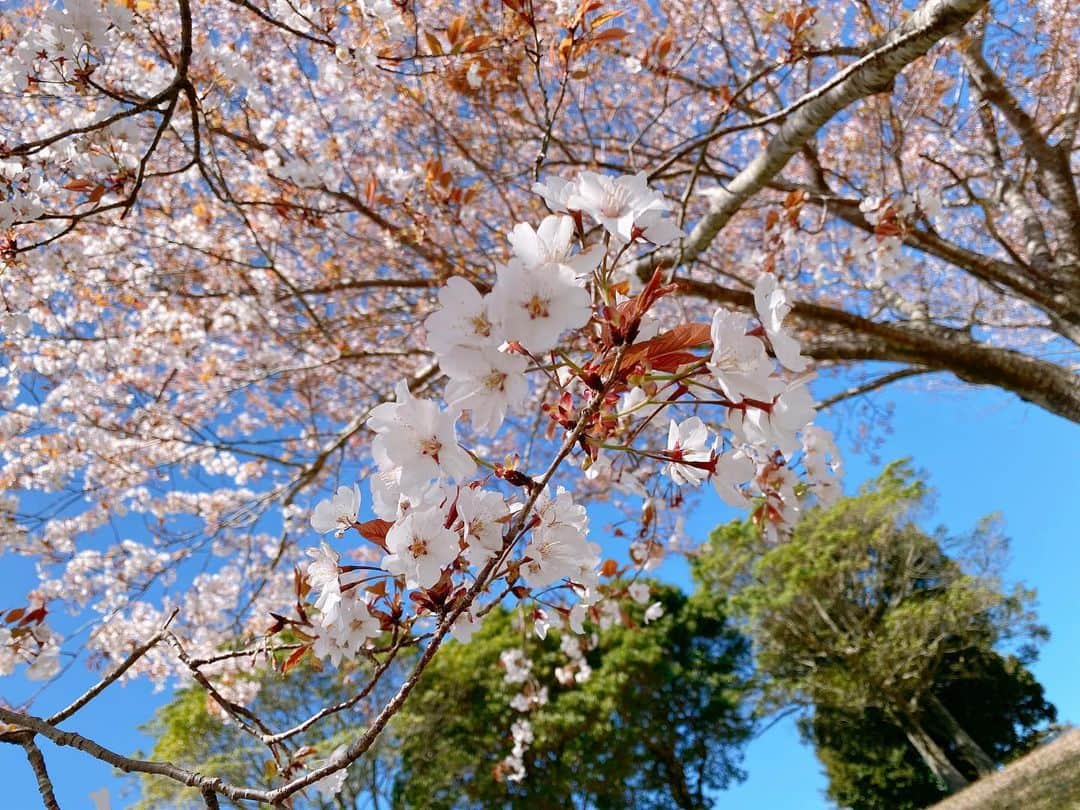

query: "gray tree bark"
(902, 715), (971, 794)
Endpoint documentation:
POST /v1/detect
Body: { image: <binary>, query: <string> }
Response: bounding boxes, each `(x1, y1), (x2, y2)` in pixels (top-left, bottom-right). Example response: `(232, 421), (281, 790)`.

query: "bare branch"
(9, 733), (60, 810)
(48, 608), (178, 727)
(635, 0), (990, 276)
(817, 368), (934, 410)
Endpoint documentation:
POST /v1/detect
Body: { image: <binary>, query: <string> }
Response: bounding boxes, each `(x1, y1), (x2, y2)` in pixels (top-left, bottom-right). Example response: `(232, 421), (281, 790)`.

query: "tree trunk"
(927, 693), (997, 777)
(902, 715), (970, 794)
(648, 741), (705, 810)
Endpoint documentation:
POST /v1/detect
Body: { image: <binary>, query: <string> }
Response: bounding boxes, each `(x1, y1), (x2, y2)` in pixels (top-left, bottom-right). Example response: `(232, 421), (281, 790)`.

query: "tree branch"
(9, 733), (60, 810)
(682, 278), (1080, 423)
(47, 609), (177, 727)
(817, 368), (933, 411)
(634, 0), (990, 276)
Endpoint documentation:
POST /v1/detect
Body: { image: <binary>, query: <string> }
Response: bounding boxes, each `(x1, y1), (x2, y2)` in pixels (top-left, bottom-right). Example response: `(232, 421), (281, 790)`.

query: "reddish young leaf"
(281, 644), (310, 674)
(604, 322), (711, 376)
(357, 518), (394, 549)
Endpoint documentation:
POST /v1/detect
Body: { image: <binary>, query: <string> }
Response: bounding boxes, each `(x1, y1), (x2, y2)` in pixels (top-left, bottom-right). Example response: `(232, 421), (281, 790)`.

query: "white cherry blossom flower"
(510, 686), (548, 712)
(501, 648), (532, 684)
(634, 209), (683, 246)
(382, 505), (459, 589)
(730, 380), (816, 458)
(533, 609), (551, 639)
(531, 175), (576, 212)
(644, 602), (664, 623)
(465, 60), (482, 89)
(456, 486), (509, 563)
(565, 171), (671, 243)
(754, 275), (808, 372)
(311, 745), (349, 799)
(664, 417), (714, 487)
(307, 542), (342, 625)
(502, 754), (526, 782)
(368, 381), (475, 496)
(521, 488), (599, 587)
(628, 582), (650, 605)
(336, 591), (381, 648)
(802, 425), (843, 504)
(489, 260), (591, 353)
(507, 215), (603, 278)
(619, 386), (649, 416)
(24, 626), (61, 681)
(368, 468), (444, 522)
(450, 610), (483, 642)
(709, 308), (776, 403)
(568, 602), (588, 634)
(712, 450), (755, 507)
(444, 346), (528, 435)
(310, 484), (360, 536)
(424, 277), (499, 358)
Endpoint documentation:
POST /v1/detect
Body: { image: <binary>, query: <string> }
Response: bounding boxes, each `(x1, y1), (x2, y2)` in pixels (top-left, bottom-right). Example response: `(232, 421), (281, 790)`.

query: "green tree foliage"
(697, 460), (1052, 797)
(392, 584), (752, 810)
(803, 647), (1056, 809)
(135, 584), (752, 809)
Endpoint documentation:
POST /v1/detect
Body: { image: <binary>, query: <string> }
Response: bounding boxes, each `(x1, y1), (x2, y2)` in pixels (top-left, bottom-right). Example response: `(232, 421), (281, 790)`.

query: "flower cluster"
(497, 647), (544, 782)
(291, 170), (838, 783)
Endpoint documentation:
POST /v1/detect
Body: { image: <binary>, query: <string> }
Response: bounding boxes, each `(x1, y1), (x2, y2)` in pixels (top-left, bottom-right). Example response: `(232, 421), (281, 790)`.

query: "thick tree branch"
(785, 189), (1080, 342)
(6, 732), (60, 810)
(682, 279), (1080, 423)
(635, 0), (989, 274)
(960, 29), (1080, 265)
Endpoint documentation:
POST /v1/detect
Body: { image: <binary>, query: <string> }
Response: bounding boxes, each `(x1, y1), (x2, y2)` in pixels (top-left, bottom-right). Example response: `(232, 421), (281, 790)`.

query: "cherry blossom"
(383, 505), (460, 590)
(455, 486), (510, 564)
(521, 488), (598, 589)
(307, 543), (343, 625)
(754, 275), (809, 373)
(708, 309), (776, 404)
(450, 611), (483, 643)
(488, 260), (592, 354)
(713, 451), (756, 508)
(424, 277), (499, 359)
(443, 346), (529, 435)
(310, 746), (349, 799)
(664, 417), (715, 487)
(368, 381), (475, 495)
(507, 215), (603, 278)
(565, 171), (673, 243)
(730, 381), (817, 458)
(310, 484), (361, 536)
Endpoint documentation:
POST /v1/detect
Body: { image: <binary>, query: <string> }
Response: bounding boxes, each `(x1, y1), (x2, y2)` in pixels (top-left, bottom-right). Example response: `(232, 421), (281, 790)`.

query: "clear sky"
(2, 374), (1077, 808)
(716, 376), (1080, 809)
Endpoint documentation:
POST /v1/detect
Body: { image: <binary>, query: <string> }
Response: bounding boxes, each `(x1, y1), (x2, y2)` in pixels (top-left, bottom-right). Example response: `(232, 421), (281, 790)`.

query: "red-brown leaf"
(281, 645), (309, 674)
(357, 518), (393, 549)
(609, 322), (711, 374)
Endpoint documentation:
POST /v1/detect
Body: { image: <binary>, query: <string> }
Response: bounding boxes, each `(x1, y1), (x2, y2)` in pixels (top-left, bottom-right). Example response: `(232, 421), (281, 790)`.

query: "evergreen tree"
(803, 647), (1056, 809)
(697, 460), (1054, 797)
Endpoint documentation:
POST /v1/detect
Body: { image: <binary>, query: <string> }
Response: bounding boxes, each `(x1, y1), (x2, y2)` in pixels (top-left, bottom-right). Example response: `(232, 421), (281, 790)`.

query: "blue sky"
(720, 376), (1080, 809)
(2, 374), (1077, 808)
